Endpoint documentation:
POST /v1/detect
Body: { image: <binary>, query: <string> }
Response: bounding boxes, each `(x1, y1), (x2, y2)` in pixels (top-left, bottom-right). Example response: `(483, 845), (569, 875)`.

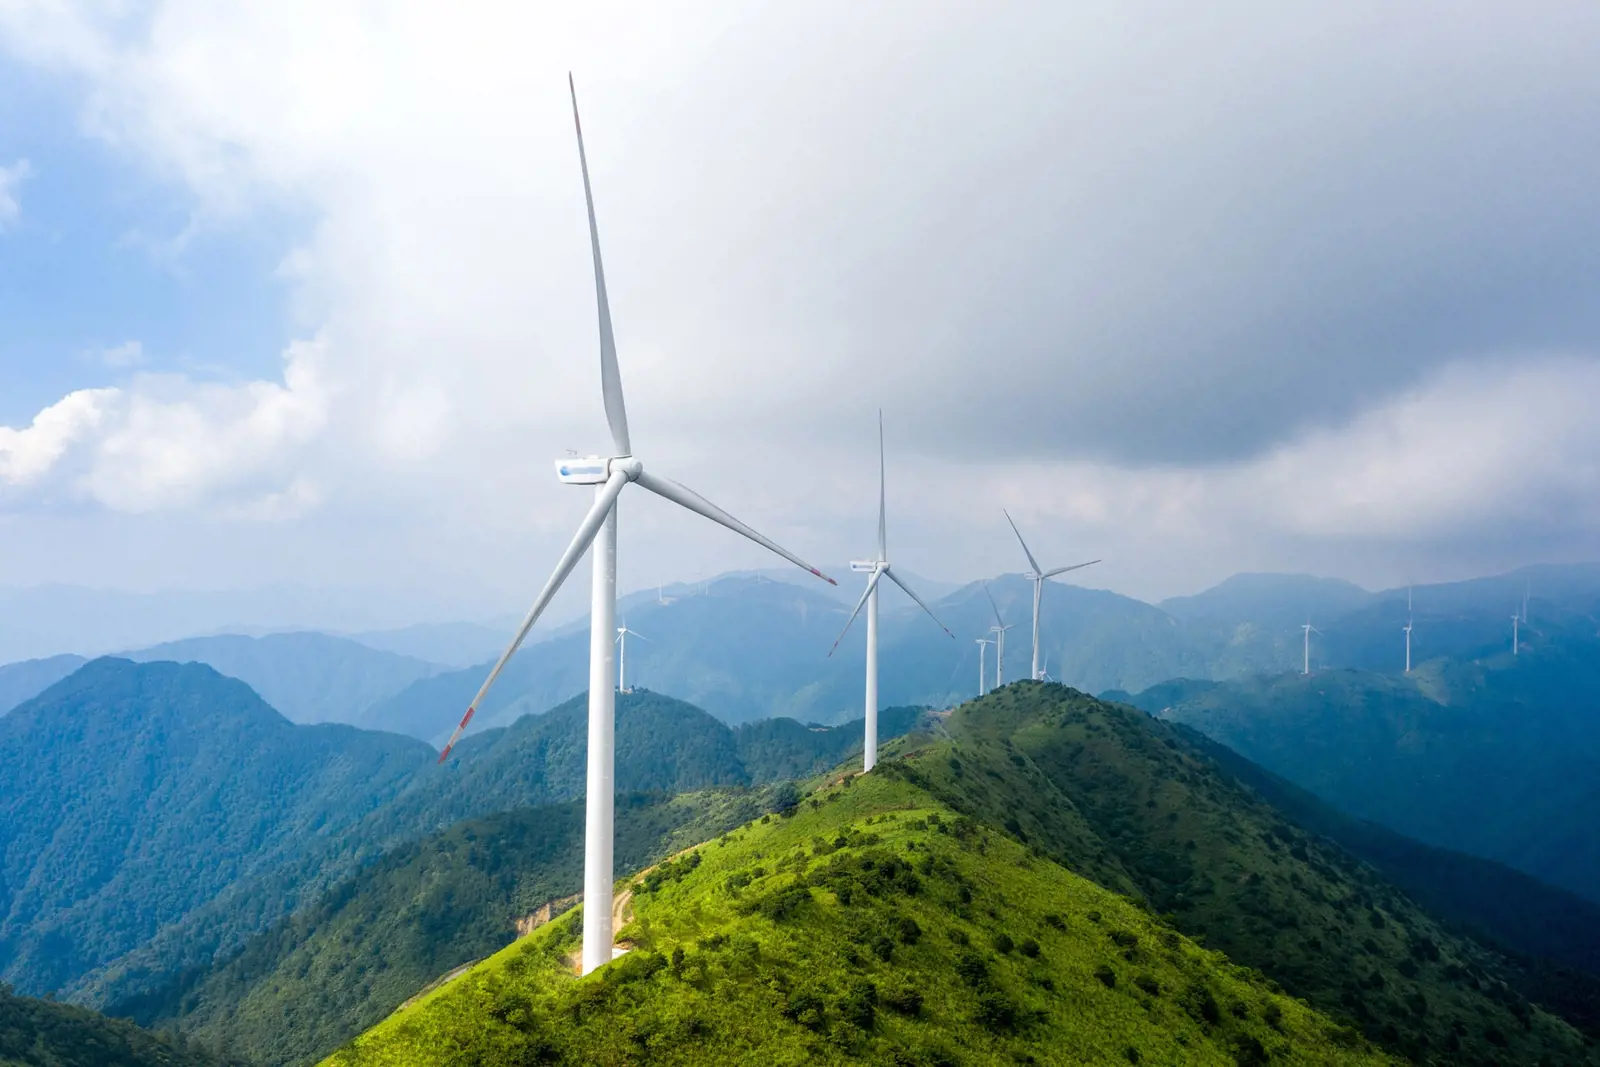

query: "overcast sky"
(1, 1), (1597, 625)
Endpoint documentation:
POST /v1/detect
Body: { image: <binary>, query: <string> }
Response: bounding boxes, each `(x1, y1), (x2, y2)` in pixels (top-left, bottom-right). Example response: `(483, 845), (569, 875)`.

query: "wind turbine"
(1512, 610), (1520, 656)
(1403, 585), (1413, 674)
(615, 622), (649, 693)
(436, 77), (835, 977)
(983, 583), (1017, 689)
(974, 637), (992, 697)
(1301, 620), (1321, 675)
(1002, 510), (1099, 681)
(829, 412), (953, 772)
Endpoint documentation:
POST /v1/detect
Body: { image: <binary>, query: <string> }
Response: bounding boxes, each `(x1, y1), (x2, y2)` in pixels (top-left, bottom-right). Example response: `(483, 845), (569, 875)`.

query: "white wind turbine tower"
(829, 412), (953, 772)
(1512, 610), (1520, 656)
(1402, 585), (1413, 674)
(974, 637), (992, 697)
(615, 622), (648, 694)
(436, 77), (835, 977)
(1301, 620), (1321, 675)
(1002, 510), (1099, 681)
(983, 583), (1017, 689)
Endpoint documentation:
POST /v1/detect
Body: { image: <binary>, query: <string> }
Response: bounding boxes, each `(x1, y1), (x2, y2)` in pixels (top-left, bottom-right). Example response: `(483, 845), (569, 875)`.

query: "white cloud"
(0, 335), (331, 513)
(0, 3), (1597, 602)
(0, 158), (32, 229)
(0, 387), (116, 486)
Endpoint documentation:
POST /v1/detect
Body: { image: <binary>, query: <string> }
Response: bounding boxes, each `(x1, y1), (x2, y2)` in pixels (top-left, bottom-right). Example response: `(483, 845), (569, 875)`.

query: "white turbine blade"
(885, 568), (954, 638)
(1042, 558), (1100, 579)
(635, 469), (837, 585)
(1002, 509), (1042, 576)
(630, 630), (652, 643)
(438, 469), (630, 763)
(877, 409), (887, 561)
(569, 74), (631, 457)
(982, 581), (1005, 628)
(828, 568), (884, 656)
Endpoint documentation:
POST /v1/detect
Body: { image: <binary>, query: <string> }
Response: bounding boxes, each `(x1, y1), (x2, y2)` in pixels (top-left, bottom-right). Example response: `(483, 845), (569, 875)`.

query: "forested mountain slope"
(0, 660), (432, 997)
(886, 682), (1598, 1064)
(1153, 654), (1600, 901)
(0, 984), (232, 1067)
(328, 773), (1398, 1067)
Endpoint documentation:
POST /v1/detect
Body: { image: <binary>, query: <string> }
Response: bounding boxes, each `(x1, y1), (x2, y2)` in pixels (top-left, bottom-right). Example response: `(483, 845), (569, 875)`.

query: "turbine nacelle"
(555, 455), (642, 485)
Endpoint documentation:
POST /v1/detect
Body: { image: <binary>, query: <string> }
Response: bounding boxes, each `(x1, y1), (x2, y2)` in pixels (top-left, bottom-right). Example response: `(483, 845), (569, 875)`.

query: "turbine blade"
(1042, 558), (1100, 579)
(877, 410), (887, 561)
(1002, 509), (1042, 576)
(569, 74), (631, 457)
(886, 568), (954, 637)
(828, 567), (884, 656)
(438, 469), (630, 763)
(982, 581), (1005, 628)
(635, 469), (836, 585)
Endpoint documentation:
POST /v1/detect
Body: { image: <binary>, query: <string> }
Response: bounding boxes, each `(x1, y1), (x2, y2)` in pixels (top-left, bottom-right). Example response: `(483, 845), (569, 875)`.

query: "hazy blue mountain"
(344, 621), (510, 667)
(1153, 647), (1600, 902)
(1160, 571), (1376, 626)
(365, 574), (1232, 741)
(0, 583), (486, 663)
(0, 653), (85, 714)
(0, 659), (433, 997)
(120, 632), (446, 725)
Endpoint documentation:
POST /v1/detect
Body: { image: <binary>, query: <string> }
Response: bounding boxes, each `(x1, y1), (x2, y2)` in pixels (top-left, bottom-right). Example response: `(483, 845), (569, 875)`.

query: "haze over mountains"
(7, 564), (1592, 729)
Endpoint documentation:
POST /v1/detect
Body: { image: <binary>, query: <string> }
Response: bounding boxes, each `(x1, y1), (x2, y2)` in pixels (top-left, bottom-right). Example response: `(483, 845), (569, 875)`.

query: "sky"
(1, 1), (1597, 630)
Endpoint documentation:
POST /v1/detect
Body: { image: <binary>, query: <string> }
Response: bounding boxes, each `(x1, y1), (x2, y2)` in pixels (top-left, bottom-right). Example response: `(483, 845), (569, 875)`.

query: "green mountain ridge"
(0, 984), (232, 1067)
(326, 770), (1399, 1067)
(0, 659), (925, 1009)
(882, 683), (1595, 1064)
(115, 790), (791, 1067)
(0, 660), (433, 998)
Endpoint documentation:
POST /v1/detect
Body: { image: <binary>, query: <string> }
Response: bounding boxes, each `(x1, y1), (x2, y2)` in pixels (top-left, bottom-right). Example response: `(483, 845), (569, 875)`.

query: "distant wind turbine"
(984, 582), (1017, 689)
(1301, 620), (1321, 675)
(829, 412), (953, 772)
(615, 622), (649, 693)
(1002, 509), (1100, 681)
(435, 76), (835, 978)
(1512, 610), (1520, 656)
(974, 637), (992, 697)
(1403, 584), (1413, 674)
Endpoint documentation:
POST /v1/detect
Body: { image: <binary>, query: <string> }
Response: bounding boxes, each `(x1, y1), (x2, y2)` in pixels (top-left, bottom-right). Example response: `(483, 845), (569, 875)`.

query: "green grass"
(325, 773), (1394, 1066)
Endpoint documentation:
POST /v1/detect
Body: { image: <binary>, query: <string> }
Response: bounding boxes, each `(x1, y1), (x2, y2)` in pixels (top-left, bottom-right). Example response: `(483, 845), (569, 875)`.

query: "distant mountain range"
(1129, 646), (1600, 903)
(6, 563), (1597, 742)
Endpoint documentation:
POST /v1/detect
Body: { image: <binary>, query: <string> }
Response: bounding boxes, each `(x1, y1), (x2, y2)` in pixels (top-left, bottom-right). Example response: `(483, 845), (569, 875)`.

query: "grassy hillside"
(1153, 658), (1600, 901)
(888, 682), (1597, 1064)
(326, 773), (1396, 1067)
(118, 790), (787, 1067)
(0, 985), (230, 1067)
(0, 660), (433, 998)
